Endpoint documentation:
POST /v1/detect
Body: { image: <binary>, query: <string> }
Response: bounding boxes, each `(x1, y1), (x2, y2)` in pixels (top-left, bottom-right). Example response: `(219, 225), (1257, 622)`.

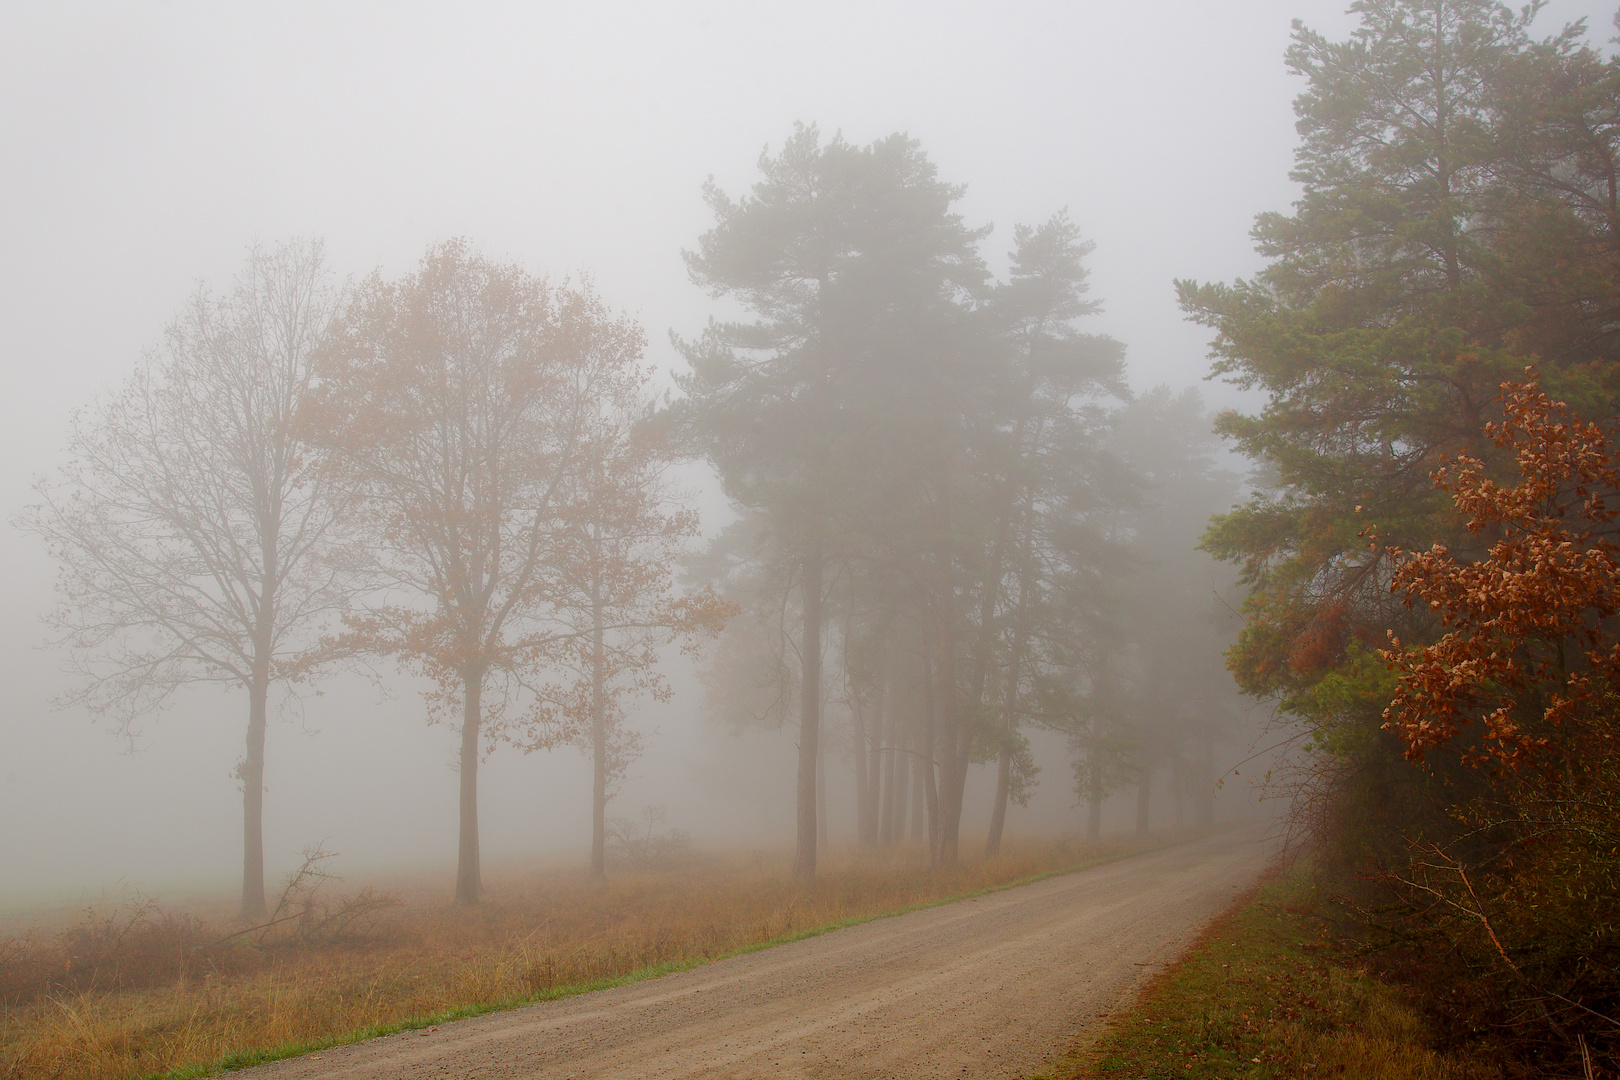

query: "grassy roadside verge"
(1040, 868), (1502, 1080)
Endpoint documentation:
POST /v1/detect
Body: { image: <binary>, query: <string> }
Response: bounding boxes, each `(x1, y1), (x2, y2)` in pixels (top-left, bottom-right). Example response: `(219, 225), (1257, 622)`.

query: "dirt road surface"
(249, 828), (1273, 1080)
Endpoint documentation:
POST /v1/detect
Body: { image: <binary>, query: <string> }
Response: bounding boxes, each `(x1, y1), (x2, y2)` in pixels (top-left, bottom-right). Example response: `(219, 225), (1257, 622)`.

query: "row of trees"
(674, 126), (1243, 883)
(1187, 0), (1620, 1067)
(24, 130), (1250, 915)
(22, 240), (729, 914)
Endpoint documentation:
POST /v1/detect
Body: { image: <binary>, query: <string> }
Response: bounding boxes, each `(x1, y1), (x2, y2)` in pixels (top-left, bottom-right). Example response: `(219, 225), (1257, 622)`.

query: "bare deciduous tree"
(547, 418), (732, 880)
(19, 239), (349, 918)
(307, 239), (647, 906)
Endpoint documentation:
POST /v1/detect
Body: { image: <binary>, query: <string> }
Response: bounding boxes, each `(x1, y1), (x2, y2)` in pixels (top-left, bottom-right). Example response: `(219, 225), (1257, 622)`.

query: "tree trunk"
(864, 677), (888, 847)
(590, 572), (608, 881)
(936, 763), (964, 867)
(1086, 756), (1102, 842)
(920, 646), (941, 863)
(852, 698), (873, 847)
(909, 741), (926, 844)
(1195, 733), (1215, 827)
(240, 665), (269, 919)
(1172, 752), (1185, 830)
(935, 745), (967, 864)
(879, 689), (899, 847)
(591, 709), (607, 880)
(985, 739), (1012, 857)
(1135, 772), (1151, 838)
(793, 547), (823, 886)
(456, 672), (483, 905)
(817, 723), (828, 849)
(932, 597), (969, 868)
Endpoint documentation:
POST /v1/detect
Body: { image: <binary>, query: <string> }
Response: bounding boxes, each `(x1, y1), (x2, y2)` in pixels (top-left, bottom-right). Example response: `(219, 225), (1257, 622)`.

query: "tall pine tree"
(673, 124), (987, 883)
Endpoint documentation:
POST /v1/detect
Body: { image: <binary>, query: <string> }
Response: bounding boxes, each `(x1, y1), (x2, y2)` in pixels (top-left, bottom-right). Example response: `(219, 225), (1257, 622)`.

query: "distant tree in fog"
(19, 240), (348, 918)
(1103, 387), (1243, 835)
(974, 213), (1128, 856)
(826, 211), (1127, 865)
(545, 416), (732, 882)
(673, 123), (989, 884)
(305, 240), (648, 906)
(677, 132), (1146, 868)
(690, 518), (802, 737)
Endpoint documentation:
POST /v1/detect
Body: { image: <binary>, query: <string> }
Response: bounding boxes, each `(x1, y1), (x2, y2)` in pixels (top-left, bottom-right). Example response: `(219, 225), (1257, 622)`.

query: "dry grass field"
(0, 835), (1145, 1080)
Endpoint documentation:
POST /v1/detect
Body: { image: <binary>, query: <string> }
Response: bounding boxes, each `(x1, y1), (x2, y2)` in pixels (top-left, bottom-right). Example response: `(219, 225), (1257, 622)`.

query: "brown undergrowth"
(1, 834), (1143, 1080)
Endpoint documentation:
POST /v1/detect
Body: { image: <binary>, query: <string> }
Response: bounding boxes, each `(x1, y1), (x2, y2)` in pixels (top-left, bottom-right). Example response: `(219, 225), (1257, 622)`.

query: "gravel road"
(249, 827), (1273, 1080)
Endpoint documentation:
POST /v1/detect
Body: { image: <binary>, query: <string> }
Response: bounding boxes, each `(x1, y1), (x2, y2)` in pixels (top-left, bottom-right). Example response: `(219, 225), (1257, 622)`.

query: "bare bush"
(605, 806), (694, 871)
(0, 849), (400, 1010)
(57, 891), (208, 992)
(222, 844), (401, 949)
(0, 933), (54, 1008)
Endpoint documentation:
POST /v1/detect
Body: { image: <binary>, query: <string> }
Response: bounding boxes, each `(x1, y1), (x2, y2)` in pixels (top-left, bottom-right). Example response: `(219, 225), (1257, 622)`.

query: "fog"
(2, 0), (1609, 906)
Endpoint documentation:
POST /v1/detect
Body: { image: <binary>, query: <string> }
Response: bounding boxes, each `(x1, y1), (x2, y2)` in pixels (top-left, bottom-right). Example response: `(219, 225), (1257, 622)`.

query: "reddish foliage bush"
(1364, 373), (1620, 1071)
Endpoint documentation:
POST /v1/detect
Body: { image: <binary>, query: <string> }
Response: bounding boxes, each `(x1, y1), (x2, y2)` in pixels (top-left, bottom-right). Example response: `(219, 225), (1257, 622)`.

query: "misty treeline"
(672, 125), (1243, 884)
(19, 240), (732, 915)
(18, 125), (1243, 917)
(1181, 0), (1620, 1070)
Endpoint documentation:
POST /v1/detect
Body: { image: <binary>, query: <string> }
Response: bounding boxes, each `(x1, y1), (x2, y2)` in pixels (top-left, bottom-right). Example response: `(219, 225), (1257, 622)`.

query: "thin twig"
(1421, 843), (1620, 1033)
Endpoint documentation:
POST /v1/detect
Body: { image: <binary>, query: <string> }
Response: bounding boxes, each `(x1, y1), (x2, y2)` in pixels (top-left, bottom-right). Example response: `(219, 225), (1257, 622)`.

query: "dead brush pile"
(0, 835), (1136, 1080)
(0, 848), (401, 1011)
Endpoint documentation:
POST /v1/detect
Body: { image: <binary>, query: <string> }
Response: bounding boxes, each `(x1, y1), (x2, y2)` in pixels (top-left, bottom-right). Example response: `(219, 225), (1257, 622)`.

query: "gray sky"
(2, 0), (1612, 903)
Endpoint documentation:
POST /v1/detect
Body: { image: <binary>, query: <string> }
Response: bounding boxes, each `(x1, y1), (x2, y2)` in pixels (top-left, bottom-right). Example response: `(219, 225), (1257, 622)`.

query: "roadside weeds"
(1039, 866), (1502, 1080)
